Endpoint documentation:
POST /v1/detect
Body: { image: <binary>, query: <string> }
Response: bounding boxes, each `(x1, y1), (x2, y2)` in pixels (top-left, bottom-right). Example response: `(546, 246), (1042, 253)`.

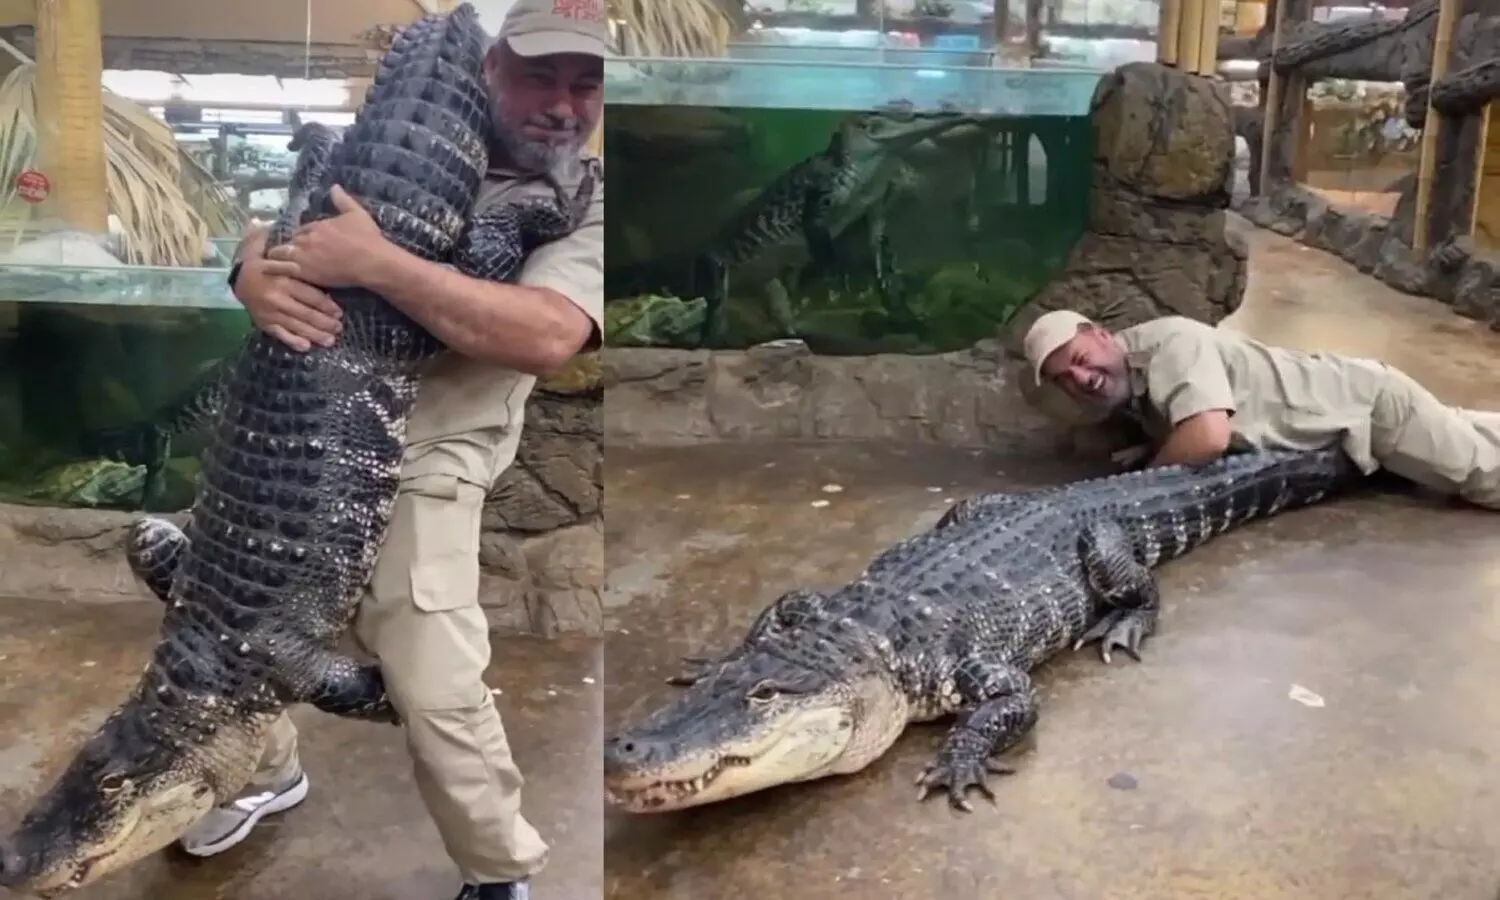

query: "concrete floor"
(0, 601), (602, 900)
(602, 227), (1500, 900)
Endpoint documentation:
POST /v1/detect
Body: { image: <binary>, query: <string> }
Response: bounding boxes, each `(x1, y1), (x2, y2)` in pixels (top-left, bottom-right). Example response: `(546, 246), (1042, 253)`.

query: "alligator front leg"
(126, 517), (188, 604)
(269, 636), (401, 725)
(917, 661), (1037, 812)
(1072, 519), (1161, 665)
(667, 588), (830, 686)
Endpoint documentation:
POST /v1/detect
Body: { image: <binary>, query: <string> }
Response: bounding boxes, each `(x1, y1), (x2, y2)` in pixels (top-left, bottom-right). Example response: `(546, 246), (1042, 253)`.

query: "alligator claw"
(1073, 609), (1153, 665)
(915, 757), (1015, 812)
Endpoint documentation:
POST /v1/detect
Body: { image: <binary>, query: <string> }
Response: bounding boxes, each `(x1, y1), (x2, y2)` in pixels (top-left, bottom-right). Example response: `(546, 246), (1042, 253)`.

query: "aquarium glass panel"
(0, 262), (250, 512)
(604, 57), (1103, 116)
(605, 101), (1094, 354)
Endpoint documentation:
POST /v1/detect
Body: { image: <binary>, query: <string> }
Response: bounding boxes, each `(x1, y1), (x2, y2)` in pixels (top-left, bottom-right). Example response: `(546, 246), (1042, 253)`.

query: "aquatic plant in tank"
(0, 248), (249, 513)
(603, 55), (1102, 354)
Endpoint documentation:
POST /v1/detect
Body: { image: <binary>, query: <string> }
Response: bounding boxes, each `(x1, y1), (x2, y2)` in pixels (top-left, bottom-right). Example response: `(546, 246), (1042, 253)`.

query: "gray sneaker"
(177, 769), (310, 857)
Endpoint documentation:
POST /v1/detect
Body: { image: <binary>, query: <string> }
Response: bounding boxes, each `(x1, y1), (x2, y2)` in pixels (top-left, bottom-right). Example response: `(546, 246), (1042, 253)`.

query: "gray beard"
(491, 119), (583, 174)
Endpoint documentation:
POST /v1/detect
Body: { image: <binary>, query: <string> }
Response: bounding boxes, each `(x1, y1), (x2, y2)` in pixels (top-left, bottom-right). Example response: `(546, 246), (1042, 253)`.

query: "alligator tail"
(1123, 447), (1367, 566)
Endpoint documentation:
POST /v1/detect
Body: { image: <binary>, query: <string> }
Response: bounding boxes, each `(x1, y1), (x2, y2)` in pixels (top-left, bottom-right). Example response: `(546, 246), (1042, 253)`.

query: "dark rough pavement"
(0, 601), (602, 900)
(602, 226), (1500, 900)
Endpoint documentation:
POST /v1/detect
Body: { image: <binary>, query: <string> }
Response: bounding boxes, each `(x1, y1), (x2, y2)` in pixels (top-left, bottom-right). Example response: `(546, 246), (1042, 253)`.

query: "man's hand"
(1110, 444), (1153, 471)
(236, 255), (344, 352)
(265, 185), (389, 289)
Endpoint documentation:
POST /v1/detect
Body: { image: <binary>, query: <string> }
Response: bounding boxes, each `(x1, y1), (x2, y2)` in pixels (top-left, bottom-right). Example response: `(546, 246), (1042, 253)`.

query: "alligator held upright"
(604, 449), (1368, 813)
(0, 5), (595, 896)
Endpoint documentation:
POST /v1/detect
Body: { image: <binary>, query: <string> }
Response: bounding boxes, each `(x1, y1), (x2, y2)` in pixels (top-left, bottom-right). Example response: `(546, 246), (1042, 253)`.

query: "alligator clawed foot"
(1073, 609), (1153, 665)
(914, 756), (1015, 813)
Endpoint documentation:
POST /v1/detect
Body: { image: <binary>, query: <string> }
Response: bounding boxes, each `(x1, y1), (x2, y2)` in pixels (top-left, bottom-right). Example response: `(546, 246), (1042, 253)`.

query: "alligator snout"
(0, 841), (32, 887)
(602, 733), (670, 776)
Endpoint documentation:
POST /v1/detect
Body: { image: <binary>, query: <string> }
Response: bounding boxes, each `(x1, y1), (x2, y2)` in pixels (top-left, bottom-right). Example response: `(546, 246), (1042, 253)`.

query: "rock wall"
(1221, 0), (1500, 330)
(1236, 183), (1500, 330)
(603, 338), (1060, 451)
(0, 358), (604, 637)
(605, 61), (1247, 449)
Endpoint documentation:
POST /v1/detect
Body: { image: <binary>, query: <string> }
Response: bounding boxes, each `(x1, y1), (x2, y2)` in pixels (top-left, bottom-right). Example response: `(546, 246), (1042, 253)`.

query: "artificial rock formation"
(604, 61), (1246, 449)
(1004, 61), (1247, 342)
(1223, 0), (1500, 329)
(0, 355), (604, 637)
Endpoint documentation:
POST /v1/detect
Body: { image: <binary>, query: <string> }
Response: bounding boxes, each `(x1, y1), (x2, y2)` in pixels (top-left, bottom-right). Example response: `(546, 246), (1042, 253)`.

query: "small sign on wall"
(15, 169), (50, 204)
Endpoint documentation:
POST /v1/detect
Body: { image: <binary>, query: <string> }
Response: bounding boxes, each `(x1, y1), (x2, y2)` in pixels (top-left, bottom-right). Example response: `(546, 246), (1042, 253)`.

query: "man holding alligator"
(203, 3), (606, 898)
(1022, 309), (1500, 510)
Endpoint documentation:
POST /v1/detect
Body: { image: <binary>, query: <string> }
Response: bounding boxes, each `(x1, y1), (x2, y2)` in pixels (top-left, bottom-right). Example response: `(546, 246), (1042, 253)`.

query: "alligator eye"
(746, 683), (779, 705)
(99, 774), (127, 797)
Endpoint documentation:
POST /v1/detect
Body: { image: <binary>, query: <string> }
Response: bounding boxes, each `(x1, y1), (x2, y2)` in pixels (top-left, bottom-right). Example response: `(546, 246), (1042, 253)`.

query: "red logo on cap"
(552, 0), (603, 21)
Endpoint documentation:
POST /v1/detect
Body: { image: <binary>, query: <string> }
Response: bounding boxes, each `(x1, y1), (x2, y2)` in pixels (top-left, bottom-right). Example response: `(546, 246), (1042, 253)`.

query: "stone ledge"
(0, 382), (604, 638)
(1235, 183), (1500, 331)
(0, 502), (603, 637)
(602, 339), (1076, 452)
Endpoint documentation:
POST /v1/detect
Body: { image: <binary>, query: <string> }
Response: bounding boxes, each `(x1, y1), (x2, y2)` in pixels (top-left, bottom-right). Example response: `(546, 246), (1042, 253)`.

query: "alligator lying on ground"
(0, 5), (595, 896)
(603, 449), (1368, 813)
(692, 111), (977, 346)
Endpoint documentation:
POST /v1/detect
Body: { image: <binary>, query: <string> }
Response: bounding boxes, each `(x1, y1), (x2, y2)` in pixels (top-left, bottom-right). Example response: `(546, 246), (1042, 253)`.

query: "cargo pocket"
(402, 472), (484, 613)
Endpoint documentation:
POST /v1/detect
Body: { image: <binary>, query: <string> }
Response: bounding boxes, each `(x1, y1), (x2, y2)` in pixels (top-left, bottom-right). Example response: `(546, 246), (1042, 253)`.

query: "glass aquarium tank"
(0, 260), (248, 513)
(603, 55), (1103, 354)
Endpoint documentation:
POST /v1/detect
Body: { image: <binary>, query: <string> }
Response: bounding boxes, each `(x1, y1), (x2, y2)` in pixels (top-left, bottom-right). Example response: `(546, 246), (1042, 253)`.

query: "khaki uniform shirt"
(1114, 316), (1390, 474)
(402, 152), (604, 488)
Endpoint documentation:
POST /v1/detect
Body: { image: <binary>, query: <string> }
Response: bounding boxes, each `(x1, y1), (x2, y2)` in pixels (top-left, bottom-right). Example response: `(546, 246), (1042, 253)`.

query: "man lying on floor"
(1020, 309), (1500, 511)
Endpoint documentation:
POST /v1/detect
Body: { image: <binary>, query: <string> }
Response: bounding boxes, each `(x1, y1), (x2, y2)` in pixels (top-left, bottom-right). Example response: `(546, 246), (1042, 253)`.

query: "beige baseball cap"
(498, 0), (612, 58)
(1022, 309), (1094, 384)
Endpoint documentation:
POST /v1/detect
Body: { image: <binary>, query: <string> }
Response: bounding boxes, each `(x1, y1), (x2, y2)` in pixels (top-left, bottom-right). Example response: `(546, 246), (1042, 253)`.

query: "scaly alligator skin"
(0, 5), (596, 895)
(695, 112), (975, 345)
(603, 449), (1367, 814)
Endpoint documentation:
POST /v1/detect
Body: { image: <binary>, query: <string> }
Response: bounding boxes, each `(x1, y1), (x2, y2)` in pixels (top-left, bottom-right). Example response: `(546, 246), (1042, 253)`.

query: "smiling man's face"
(1037, 323), (1133, 411)
(484, 42), (603, 173)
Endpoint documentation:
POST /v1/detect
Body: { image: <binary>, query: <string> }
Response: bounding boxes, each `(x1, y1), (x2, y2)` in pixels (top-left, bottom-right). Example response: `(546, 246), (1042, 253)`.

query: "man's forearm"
(361, 240), (593, 375)
(1148, 414), (1231, 467)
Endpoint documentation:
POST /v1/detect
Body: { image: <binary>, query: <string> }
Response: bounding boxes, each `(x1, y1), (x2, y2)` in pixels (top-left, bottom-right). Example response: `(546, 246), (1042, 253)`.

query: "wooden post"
(1291, 93), (1314, 183)
(1158, 0), (1182, 65)
(1178, 0), (1206, 74)
(1474, 101), (1497, 249)
(31, 0), (107, 233)
(1413, 0), (1460, 252)
(1256, 0), (1290, 193)
(1195, 0), (1222, 74)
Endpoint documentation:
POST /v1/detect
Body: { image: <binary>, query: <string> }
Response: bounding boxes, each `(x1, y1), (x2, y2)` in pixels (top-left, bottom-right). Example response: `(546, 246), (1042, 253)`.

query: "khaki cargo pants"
(248, 431), (548, 883)
(1369, 364), (1500, 510)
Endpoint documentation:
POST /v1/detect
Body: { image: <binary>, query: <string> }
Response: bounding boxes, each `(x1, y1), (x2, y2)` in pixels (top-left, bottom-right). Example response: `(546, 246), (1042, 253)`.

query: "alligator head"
(828, 109), (979, 161)
(0, 698), (275, 896)
(602, 647), (908, 812)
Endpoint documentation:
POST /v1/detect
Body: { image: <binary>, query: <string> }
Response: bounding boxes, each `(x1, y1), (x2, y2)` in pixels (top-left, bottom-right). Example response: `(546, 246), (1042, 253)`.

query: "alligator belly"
(172, 332), (416, 662)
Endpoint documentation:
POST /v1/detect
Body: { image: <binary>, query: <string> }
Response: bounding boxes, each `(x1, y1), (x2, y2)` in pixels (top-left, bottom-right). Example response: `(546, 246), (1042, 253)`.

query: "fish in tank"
(603, 104), (1093, 354)
(0, 264), (246, 513)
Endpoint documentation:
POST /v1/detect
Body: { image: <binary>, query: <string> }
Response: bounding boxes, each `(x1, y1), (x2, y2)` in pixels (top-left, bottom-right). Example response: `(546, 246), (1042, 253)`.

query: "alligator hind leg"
(1073, 519), (1161, 665)
(270, 638), (401, 725)
(934, 489), (1052, 530)
(917, 660), (1036, 812)
(125, 517), (187, 604)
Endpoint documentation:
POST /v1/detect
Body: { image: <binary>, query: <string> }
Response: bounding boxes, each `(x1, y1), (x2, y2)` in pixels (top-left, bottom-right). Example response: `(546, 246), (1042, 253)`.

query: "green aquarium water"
(0, 264), (249, 512)
(603, 56), (1103, 354)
